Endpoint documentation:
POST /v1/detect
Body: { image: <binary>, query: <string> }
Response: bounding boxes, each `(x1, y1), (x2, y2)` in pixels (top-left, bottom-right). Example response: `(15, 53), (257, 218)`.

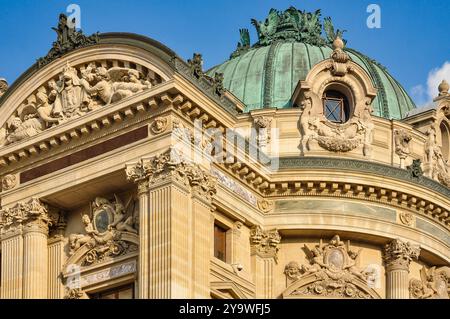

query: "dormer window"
(323, 89), (351, 123)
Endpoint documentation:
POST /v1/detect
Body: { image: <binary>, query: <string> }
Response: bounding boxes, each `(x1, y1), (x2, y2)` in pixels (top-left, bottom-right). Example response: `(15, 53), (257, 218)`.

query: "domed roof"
(207, 7), (416, 119)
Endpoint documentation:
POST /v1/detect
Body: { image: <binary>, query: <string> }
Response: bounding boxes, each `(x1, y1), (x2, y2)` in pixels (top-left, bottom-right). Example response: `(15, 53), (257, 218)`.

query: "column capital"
(126, 148), (217, 201)
(0, 197), (51, 235)
(384, 238), (420, 271)
(250, 225), (281, 260)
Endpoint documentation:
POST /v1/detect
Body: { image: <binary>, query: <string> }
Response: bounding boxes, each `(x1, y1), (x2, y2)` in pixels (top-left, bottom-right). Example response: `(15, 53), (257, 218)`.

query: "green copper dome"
(207, 7), (416, 119)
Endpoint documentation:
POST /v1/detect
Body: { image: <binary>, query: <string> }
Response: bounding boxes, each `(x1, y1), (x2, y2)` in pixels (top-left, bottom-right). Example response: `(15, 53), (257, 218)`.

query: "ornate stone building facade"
(0, 8), (449, 299)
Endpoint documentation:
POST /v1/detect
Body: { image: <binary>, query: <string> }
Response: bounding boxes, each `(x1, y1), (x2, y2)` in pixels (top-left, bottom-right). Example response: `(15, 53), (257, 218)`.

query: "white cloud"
(427, 61), (450, 100)
(410, 84), (426, 105)
(410, 61), (450, 106)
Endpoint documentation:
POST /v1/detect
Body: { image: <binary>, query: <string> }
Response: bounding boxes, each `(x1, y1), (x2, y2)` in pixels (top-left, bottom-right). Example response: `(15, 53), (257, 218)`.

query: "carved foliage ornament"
(284, 235), (378, 299)
(250, 225), (281, 259)
(409, 266), (450, 299)
(383, 238), (420, 271)
(68, 195), (138, 266)
(126, 148), (217, 201)
(0, 60), (160, 147)
(0, 197), (51, 231)
(253, 116), (272, 148)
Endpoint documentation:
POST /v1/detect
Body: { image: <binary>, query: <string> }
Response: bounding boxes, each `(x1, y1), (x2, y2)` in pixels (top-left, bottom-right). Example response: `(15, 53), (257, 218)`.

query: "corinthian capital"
(384, 238), (420, 271)
(250, 225), (281, 260)
(125, 148), (217, 201)
(0, 197), (51, 233)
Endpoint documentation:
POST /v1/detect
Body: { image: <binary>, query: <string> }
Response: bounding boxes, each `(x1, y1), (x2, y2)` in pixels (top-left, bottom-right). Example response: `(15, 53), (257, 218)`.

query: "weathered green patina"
(208, 7), (416, 119)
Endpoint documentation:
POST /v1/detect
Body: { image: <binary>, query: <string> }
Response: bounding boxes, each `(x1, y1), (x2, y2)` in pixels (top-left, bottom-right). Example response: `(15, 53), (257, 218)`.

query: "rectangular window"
(89, 283), (135, 299)
(214, 224), (227, 262)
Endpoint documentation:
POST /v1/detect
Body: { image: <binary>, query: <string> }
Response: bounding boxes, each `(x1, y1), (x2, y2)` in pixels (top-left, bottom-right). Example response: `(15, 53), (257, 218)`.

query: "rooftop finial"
(438, 80), (449, 96)
(37, 13), (99, 68)
(0, 78), (8, 98)
(332, 35), (345, 50)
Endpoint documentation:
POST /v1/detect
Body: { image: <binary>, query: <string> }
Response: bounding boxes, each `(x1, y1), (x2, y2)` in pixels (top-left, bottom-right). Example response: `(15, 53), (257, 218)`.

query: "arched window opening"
(322, 89), (352, 123)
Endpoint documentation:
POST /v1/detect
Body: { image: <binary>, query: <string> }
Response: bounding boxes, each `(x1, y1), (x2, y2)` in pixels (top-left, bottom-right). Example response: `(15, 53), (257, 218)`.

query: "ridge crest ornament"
(38, 14), (99, 68)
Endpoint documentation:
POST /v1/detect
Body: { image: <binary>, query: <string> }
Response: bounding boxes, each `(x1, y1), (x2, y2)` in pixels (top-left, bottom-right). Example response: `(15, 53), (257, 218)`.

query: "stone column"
(22, 198), (51, 299)
(384, 238), (420, 299)
(0, 198), (50, 299)
(0, 228), (24, 299)
(250, 226), (281, 299)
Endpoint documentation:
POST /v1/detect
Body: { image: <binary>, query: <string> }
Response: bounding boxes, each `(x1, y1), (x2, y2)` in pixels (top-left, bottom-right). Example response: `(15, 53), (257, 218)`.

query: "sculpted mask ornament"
(68, 195), (138, 265)
(410, 266), (450, 299)
(0, 60), (157, 147)
(399, 212), (414, 226)
(150, 117), (169, 134)
(2, 174), (17, 191)
(257, 199), (274, 213)
(284, 235), (377, 299)
(250, 226), (281, 260)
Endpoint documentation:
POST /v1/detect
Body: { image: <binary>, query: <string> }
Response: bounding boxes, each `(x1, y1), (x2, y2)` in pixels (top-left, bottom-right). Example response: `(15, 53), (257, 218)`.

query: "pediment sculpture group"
(0, 61), (153, 147)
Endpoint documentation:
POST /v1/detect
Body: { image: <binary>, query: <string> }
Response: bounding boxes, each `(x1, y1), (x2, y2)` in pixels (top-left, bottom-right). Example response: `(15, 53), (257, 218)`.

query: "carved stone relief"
(150, 116), (169, 134)
(283, 235), (378, 299)
(68, 195), (138, 266)
(249, 226), (281, 260)
(1, 174), (17, 191)
(409, 266), (450, 299)
(253, 116), (272, 149)
(394, 129), (412, 168)
(299, 91), (374, 156)
(0, 60), (162, 147)
(424, 126), (450, 187)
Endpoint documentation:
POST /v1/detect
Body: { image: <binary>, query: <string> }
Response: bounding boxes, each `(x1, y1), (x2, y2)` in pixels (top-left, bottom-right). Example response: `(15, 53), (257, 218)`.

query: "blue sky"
(0, 0), (449, 106)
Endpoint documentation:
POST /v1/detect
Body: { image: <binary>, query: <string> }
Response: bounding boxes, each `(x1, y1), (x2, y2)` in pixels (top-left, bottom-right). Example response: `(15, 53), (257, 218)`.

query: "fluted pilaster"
(0, 230), (24, 299)
(250, 226), (281, 299)
(126, 148), (217, 299)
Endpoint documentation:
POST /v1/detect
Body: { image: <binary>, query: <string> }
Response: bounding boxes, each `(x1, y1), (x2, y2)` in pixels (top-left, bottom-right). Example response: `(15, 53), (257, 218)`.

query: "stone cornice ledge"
(278, 157), (450, 198)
